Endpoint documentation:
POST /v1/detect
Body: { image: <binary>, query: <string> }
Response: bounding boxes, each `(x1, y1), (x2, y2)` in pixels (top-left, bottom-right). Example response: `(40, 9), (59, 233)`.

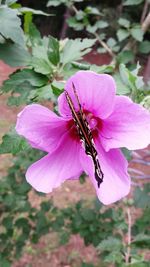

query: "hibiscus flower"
(16, 71), (150, 204)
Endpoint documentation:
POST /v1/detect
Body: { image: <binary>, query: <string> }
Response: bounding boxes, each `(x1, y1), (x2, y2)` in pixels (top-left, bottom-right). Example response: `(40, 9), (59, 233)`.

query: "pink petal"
(80, 141), (130, 205)
(26, 133), (83, 193)
(100, 96), (150, 151)
(58, 71), (116, 119)
(16, 104), (69, 153)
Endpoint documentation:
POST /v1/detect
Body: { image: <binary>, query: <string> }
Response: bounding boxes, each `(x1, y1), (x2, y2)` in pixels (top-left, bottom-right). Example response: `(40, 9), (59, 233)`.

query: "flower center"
(67, 110), (103, 141)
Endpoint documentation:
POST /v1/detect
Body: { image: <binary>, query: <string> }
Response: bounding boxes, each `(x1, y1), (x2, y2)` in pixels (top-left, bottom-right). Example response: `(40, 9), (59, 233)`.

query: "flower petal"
(80, 141), (130, 205)
(16, 104), (69, 153)
(58, 71), (116, 119)
(26, 133), (83, 193)
(100, 96), (150, 151)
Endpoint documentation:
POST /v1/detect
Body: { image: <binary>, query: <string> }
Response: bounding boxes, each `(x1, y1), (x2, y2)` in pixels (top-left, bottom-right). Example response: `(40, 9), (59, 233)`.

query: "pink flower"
(16, 71), (150, 205)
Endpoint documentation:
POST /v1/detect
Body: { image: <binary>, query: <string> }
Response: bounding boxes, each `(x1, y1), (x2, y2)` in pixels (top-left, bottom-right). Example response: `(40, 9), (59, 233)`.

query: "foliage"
(46, 0), (149, 66)
(0, 0), (150, 266)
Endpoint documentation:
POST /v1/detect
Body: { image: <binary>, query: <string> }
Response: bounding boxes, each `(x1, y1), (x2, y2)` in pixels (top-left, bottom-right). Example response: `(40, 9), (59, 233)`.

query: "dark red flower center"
(67, 110), (103, 141)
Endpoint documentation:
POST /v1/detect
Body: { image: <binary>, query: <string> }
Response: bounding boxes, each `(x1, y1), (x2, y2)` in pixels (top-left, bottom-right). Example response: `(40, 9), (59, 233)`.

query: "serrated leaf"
(29, 84), (55, 102)
(118, 18), (130, 28)
(1, 69), (48, 92)
(117, 28), (130, 41)
(134, 186), (150, 208)
(117, 50), (134, 64)
(139, 41), (150, 54)
(96, 20), (109, 29)
(131, 25), (143, 42)
(31, 57), (52, 75)
(123, 0), (143, 5)
(67, 17), (84, 31)
(97, 237), (122, 252)
(51, 80), (64, 96)
(0, 43), (31, 67)
(0, 6), (25, 46)
(7, 81), (33, 106)
(0, 129), (29, 154)
(107, 38), (117, 48)
(114, 73), (131, 95)
(133, 234), (150, 244)
(60, 38), (96, 65)
(48, 36), (60, 65)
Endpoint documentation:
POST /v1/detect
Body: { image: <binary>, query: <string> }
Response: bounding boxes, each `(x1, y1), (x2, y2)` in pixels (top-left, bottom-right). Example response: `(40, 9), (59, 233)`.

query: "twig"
(140, 0), (149, 24)
(71, 4), (78, 14)
(72, 4), (115, 59)
(93, 32), (115, 58)
(125, 208), (132, 264)
(60, 7), (70, 39)
(141, 12), (150, 33)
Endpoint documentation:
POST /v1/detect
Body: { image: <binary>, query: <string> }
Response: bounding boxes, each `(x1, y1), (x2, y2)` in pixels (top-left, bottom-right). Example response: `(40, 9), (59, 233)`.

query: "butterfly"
(65, 83), (104, 188)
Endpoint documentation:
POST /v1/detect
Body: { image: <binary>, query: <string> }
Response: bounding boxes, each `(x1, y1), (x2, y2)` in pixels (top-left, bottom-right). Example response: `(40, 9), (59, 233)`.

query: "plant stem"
(141, 12), (150, 33)
(93, 32), (115, 58)
(140, 0), (149, 23)
(71, 4), (115, 60)
(125, 208), (132, 264)
(60, 7), (70, 39)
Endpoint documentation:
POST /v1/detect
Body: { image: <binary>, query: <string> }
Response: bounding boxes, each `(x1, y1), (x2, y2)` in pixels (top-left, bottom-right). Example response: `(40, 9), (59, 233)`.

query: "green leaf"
(119, 63), (144, 92)
(139, 41), (150, 54)
(114, 73), (131, 95)
(107, 38), (117, 48)
(97, 237), (122, 252)
(18, 7), (51, 16)
(118, 18), (130, 28)
(51, 80), (64, 96)
(81, 263), (94, 267)
(5, 0), (18, 5)
(134, 185), (150, 208)
(0, 6), (25, 46)
(31, 57), (52, 75)
(130, 25), (143, 42)
(0, 129), (29, 154)
(47, 0), (65, 7)
(121, 148), (132, 161)
(0, 42), (31, 67)
(133, 234), (150, 245)
(85, 6), (101, 15)
(48, 36), (60, 65)
(86, 20), (108, 33)
(67, 17), (84, 31)
(7, 81), (33, 106)
(1, 69), (48, 92)
(117, 29), (130, 41)
(26, 22), (41, 45)
(117, 50), (134, 64)
(60, 38), (96, 65)
(0, 257), (11, 267)
(95, 20), (108, 29)
(29, 84), (55, 102)
(123, 0), (144, 5)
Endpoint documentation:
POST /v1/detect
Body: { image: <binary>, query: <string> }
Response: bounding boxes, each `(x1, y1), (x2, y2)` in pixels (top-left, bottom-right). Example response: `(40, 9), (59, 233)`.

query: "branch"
(93, 32), (115, 58)
(141, 12), (150, 33)
(125, 208), (132, 264)
(71, 4), (115, 59)
(140, 0), (149, 24)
